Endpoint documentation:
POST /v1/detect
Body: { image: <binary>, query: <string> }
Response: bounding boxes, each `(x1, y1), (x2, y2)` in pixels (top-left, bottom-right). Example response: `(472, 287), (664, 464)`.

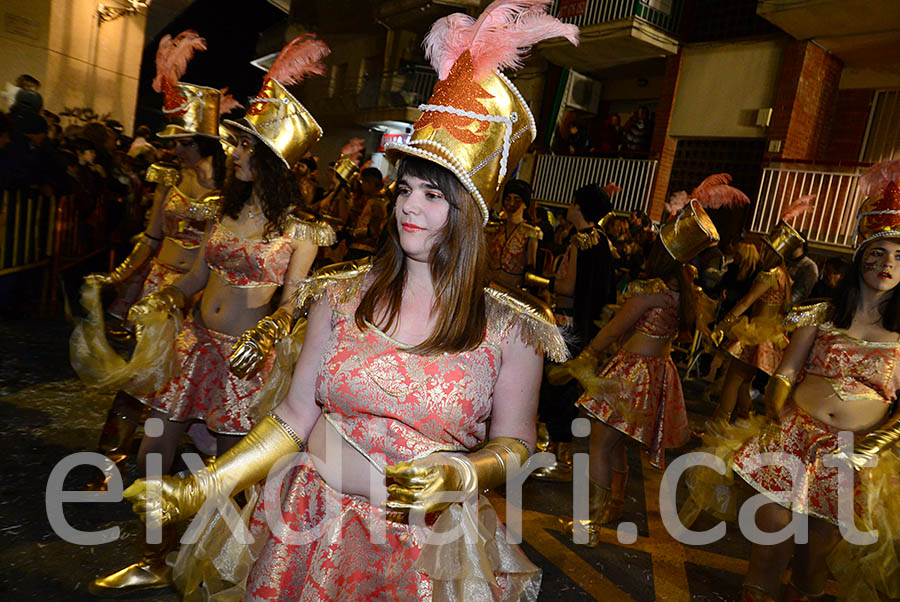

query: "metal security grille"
(531, 154), (658, 213)
(749, 163), (865, 248)
(549, 0), (681, 34)
(860, 89), (900, 163)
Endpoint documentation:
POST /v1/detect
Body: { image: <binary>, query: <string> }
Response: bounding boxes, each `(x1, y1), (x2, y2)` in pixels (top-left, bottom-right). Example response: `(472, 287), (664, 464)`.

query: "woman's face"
(231, 135), (257, 182)
(502, 192), (525, 216)
(395, 174), (450, 262)
(175, 137), (203, 167)
(859, 240), (900, 293)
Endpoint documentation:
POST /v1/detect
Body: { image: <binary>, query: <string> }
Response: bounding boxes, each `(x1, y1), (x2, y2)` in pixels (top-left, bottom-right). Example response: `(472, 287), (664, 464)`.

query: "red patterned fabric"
(141, 313), (274, 434)
(732, 406), (860, 526)
(205, 223), (293, 288)
(161, 185), (208, 249)
(486, 222), (539, 288)
(577, 285), (688, 468)
(725, 267), (790, 374)
(107, 260), (154, 319)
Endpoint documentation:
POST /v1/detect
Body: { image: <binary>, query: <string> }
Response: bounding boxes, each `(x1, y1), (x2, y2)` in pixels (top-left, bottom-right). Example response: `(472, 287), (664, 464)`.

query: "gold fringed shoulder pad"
(285, 216), (337, 246)
(524, 223), (543, 240)
(291, 257), (373, 312)
(484, 221), (502, 234)
(187, 192), (222, 221)
(754, 266), (781, 288)
(784, 301), (835, 332)
(622, 278), (669, 300)
(485, 284), (569, 362)
(145, 163), (180, 186)
(571, 227), (603, 250)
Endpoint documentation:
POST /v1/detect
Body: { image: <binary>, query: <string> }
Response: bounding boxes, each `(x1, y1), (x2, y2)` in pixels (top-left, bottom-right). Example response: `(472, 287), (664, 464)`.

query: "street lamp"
(98, 0), (152, 24)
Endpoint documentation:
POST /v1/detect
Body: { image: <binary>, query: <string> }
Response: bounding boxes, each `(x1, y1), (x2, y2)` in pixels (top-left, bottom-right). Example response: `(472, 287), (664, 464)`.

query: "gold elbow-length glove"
(86, 237), (155, 287)
(229, 306), (294, 377)
(126, 285), (187, 323)
(836, 414), (900, 471)
(123, 414), (304, 526)
(383, 437), (530, 521)
(764, 374), (792, 420)
(710, 313), (739, 347)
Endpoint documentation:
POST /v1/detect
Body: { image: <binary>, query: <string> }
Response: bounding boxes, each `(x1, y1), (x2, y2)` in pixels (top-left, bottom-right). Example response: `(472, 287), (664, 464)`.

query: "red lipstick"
(402, 223), (424, 232)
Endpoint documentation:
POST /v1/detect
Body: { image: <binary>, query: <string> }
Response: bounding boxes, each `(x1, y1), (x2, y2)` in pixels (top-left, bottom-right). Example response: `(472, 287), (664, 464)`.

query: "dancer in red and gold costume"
(87, 34), (335, 597)
(120, 3), (576, 600)
(72, 30), (231, 488)
(559, 201), (718, 545)
(686, 161), (900, 602)
(485, 178), (542, 289)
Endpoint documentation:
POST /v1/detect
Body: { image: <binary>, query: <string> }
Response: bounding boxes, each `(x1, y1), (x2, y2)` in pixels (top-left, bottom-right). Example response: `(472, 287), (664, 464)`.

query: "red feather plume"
(152, 30), (206, 94)
(690, 173), (750, 210)
(425, 0), (579, 80)
(859, 159), (900, 198)
(780, 194), (815, 221)
(665, 190), (689, 217)
(218, 87), (243, 117)
(266, 34), (330, 86)
(690, 173), (731, 198)
(602, 182), (621, 197)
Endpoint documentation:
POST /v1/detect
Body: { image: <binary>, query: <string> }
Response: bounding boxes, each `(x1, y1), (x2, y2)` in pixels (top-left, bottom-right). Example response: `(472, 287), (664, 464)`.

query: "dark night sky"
(134, 0), (286, 132)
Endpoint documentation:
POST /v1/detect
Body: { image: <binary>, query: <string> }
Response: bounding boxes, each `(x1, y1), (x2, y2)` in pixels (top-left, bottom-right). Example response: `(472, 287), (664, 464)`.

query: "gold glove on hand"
(123, 413), (304, 526)
(834, 414), (900, 471)
(764, 374), (792, 420)
(229, 306), (293, 377)
(127, 285), (186, 324)
(384, 437), (529, 522)
(86, 238), (154, 288)
(710, 314), (738, 347)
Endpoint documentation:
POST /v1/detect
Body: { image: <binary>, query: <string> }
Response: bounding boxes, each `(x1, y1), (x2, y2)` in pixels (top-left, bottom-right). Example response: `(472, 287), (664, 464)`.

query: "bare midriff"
(306, 414), (387, 504)
(793, 374), (890, 432)
(156, 237), (200, 272)
(197, 270), (277, 336)
(620, 330), (673, 358)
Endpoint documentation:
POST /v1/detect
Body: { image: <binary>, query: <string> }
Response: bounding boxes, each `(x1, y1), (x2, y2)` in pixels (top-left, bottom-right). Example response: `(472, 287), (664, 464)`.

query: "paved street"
(0, 317), (837, 601)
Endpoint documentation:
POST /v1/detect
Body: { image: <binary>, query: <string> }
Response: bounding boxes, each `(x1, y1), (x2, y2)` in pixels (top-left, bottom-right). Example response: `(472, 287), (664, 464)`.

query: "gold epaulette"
(523, 223), (543, 240)
(572, 227), (602, 250)
(291, 257), (373, 312)
(755, 266), (781, 288)
(187, 192), (222, 221)
(484, 220), (502, 234)
(145, 163), (180, 186)
(485, 284), (568, 362)
(784, 300), (835, 332)
(286, 216), (337, 246)
(622, 278), (669, 300)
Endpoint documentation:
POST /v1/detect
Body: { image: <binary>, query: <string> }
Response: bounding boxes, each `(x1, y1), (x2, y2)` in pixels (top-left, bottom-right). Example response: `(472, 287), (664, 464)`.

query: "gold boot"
(532, 441), (573, 482)
(742, 584), (777, 602)
(602, 468), (627, 523)
(564, 480), (611, 547)
(85, 392), (143, 491)
(88, 524), (176, 597)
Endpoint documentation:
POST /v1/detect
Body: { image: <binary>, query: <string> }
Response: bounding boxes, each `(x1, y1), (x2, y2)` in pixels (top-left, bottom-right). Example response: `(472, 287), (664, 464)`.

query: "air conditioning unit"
(564, 70), (603, 114)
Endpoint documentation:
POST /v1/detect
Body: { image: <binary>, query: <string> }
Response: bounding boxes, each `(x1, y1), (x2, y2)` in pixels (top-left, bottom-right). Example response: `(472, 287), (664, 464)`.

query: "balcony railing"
(357, 65), (438, 110)
(531, 153), (658, 214)
(550, 0), (682, 35)
(749, 162), (869, 249)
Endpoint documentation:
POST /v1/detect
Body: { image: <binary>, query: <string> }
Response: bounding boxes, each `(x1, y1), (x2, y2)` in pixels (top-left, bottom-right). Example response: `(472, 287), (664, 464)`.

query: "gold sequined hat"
(224, 34), (330, 169)
(856, 160), (900, 250)
(385, 0), (578, 225)
(660, 200), (720, 263)
(763, 221), (805, 261)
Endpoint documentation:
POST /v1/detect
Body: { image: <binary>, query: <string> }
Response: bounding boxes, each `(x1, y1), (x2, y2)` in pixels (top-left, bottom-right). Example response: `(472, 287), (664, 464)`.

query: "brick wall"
(647, 50), (684, 220)
(821, 88), (875, 161)
(766, 40), (843, 161)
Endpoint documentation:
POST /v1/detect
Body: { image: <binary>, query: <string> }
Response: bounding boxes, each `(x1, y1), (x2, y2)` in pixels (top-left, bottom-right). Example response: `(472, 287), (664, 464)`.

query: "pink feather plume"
(218, 88), (243, 116)
(665, 190), (689, 217)
(340, 138), (365, 164)
(266, 33), (330, 86)
(690, 173), (731, 198)
(424, 0), (579, 80)
(695, 185), (750, 210)
(780, 194), (815, 221)
(152, 30), (206, 94)
(602, 182), (621, 197)
(859, 159), (900, 198)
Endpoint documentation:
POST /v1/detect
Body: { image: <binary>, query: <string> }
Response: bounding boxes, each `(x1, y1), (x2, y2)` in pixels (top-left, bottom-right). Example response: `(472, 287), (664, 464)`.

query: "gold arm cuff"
(466, 437), (530, 492)
(523, 271), (551, 289)
(765, 373), (793, 418)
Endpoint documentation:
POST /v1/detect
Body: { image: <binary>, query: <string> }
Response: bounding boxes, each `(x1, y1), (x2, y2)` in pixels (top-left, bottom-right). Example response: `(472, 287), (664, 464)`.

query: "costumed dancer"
(532, 183), (617, 481)
(121, 2), (576, 599)
(72, 30), (230, 489)
(486, 178), (543, 289)
(88, 34), (335, 597)
(684, 159), (900, 602)
(562, 200), (719, 544)
(712, 193), (807, 422)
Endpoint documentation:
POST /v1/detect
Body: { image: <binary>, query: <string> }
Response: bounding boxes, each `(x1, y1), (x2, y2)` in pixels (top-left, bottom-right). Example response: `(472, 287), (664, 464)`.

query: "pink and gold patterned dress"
(732, 323), (900, 525)
(577, 279), (689, 468)
(485, 221), (542, 289)
(241, 266), (567, 601)
(141, 218), (334, 435)
(108, 181), (215, 319)
(724, 266), (791, 375)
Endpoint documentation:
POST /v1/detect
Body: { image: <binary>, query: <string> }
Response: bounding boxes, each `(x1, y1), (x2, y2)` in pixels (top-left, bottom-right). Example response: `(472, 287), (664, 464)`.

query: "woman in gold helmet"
(119, 3), (576, 599)
(87, 34), (336, 597)
(686, 161), (900, 602)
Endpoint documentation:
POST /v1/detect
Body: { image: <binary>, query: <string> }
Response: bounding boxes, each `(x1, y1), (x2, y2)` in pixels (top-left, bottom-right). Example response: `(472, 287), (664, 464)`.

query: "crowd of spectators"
(553, 105), (656, 157)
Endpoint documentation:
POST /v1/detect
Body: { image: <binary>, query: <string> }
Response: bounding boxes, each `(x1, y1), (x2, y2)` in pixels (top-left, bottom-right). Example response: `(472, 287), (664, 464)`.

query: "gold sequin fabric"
(732, 407), (860, 526)
(162, 184), (209, 250)
(139, 313), (274, 435)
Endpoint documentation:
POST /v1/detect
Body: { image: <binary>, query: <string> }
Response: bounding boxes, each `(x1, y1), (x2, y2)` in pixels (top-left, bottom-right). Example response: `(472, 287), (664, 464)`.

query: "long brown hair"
(355, 156), (488, 355)
(832, 241), (900, 333)
(642, 238), (695, 333)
